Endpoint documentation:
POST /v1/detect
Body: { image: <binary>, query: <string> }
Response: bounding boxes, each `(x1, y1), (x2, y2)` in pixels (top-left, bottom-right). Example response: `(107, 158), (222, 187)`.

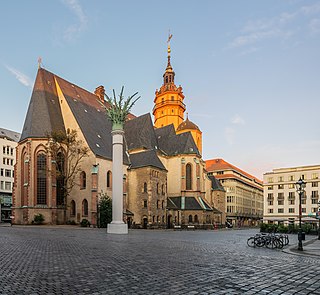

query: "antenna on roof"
(38, 57), (42, 69)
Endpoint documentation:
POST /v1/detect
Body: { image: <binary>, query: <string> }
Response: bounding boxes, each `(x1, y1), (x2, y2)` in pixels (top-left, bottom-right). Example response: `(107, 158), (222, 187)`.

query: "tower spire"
(163, 32), (175, 85)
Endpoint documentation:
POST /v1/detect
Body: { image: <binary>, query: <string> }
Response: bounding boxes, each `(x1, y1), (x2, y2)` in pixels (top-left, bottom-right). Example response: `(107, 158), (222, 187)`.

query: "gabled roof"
(0, 128), (20, 142)
(129, 150), (166, 170)
(20, 68), (65, 141)
(125, 113), (158, 151)
(155, 125), (200, 156)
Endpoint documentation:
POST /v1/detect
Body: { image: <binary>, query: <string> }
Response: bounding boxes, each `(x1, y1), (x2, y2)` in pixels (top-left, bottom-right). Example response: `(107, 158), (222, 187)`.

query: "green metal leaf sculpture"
(104, 86), (140, 128)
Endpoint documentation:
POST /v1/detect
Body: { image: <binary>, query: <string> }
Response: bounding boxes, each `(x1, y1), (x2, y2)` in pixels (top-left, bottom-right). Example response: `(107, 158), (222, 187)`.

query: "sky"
(0, 0), (320, 180)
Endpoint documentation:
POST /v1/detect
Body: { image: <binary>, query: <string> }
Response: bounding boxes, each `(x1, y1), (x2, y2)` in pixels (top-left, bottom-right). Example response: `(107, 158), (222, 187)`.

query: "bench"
(187, 225), (195, 230)
(174, 225), (181, 230)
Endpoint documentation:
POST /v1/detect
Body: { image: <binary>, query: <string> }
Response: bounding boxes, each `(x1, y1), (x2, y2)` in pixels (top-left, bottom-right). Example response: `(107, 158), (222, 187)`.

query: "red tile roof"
(205, 158), (262, 184)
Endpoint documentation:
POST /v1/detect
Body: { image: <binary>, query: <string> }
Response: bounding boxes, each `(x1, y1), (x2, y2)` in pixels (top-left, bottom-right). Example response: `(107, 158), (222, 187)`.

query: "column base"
(107, 222), (128, 234)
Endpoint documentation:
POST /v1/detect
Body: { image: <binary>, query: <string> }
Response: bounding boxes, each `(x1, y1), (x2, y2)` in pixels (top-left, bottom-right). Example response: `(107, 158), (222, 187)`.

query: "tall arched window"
(82, 199), (88, 216)
(21, 151), (28, 206)
(194, 215), (199, 223)
(143, 182), (147, 193)
(56, 152), (65, 206)
(186, 163), (192, 190)
(188, 215), (193, 223)
(70, 200), (76, 216)
(80, 171), (86, 189)
(37, 153), (47, 205)
(107, 170), (112, 188)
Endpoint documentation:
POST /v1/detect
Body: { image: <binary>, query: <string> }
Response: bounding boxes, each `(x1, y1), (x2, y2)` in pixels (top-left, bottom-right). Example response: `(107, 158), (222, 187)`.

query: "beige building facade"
(206, 159), (263, 227)
(263, 165), (320, 224)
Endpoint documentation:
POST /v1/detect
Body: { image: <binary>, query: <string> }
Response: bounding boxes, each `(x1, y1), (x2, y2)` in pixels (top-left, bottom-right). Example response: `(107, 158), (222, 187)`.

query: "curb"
(282, 238), (320, 258)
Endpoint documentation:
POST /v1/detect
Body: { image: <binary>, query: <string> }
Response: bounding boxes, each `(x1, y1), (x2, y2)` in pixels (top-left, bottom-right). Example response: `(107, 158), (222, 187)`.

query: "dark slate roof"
(208, 175), (225, 192)
(155, 125), (200, 156)
(167, 196), (212, 211)
(0, 128), (20, 142)
(20, 68), (65, 141)
(124, 113), (158, 151)
(129, 150), (166, 170)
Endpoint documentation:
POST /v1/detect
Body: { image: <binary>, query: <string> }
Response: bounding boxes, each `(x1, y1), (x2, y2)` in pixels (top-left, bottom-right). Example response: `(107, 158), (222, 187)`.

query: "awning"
(262, 217), (288, 221)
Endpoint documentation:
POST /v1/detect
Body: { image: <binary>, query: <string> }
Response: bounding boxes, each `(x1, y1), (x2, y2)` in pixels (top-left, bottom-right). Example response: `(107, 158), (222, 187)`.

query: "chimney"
(94, 85), (105, 102)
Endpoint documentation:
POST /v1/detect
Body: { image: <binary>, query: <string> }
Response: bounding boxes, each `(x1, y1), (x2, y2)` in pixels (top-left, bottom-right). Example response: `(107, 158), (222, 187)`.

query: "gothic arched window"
(70, 200), (76, 216)
(143, 182), (147, 193)
(80, 171), (86, 189)
(36, 153), (47, 205)
(186, 163), (192, 190)
(82, 199), (88, 216)
(107, 170), (112, 188)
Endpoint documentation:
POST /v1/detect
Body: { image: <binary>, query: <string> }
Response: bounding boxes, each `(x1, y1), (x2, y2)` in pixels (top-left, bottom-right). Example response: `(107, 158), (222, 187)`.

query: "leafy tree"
(46, 129), (89, 221)
(98, 192), (112, 228)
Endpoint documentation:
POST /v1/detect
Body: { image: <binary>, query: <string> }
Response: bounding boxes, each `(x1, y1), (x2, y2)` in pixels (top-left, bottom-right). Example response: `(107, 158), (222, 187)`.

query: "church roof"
(176, 117), (200, 132)
(129, 150), (166, 170)
(21, 68), (65, 141)
(167, 196), (213, 211)
(21, 67), (200, 167)
(208, 175), (225, 192)
(155, 125), (200, 156)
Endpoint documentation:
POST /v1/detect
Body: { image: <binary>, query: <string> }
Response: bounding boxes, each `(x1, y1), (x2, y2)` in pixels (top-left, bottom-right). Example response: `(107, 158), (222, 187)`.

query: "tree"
(46, 129), (89, 221)
(98, 192), (112, 228)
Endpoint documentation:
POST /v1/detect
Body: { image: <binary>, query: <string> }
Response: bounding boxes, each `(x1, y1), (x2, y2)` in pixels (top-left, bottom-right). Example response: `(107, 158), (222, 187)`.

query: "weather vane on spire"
(167, 30), (173, 44)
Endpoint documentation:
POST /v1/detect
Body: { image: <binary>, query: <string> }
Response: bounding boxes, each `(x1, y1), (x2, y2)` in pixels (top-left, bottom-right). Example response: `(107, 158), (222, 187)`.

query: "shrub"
(98, 194), (112, 228)
(33, 213), (45, 225)
(80, 218), (90, 227)
(66, 220), (76, 225)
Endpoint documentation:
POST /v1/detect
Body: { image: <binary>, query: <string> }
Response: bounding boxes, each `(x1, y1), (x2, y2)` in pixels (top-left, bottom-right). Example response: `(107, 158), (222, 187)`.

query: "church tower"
(153, 36), (186, 129)
(153, 36), (202, 154)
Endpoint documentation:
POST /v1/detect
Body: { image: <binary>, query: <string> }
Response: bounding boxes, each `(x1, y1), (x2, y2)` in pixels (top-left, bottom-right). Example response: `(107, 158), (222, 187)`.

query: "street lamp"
(295, 178), (306, 251)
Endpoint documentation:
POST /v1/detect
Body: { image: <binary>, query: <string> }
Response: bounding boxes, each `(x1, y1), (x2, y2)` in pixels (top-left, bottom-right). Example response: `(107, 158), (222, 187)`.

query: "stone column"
(107, 127), (128, 234)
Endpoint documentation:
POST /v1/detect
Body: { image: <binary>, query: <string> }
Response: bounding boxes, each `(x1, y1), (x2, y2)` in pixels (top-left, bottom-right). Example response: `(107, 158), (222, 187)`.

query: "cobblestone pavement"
(0, 226), (319, 295)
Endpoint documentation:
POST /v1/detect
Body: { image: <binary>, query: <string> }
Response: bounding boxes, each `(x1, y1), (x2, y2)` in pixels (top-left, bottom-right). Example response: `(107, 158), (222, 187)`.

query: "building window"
(288, 184), (295, 189)
(278, 176), (283, 182)
(278, 208), (284, 213)
(143, 182), (147, 193)
(107, 170), (112, 188)
(0, 168), (3, 176)
(289, 208), (295, 213)
(289, 175), (294, 181)
(312, 182), (318, 187)
(36, 153), (47, 205)
(162, 184), (165, 195)
(5, 181), (11, 191)
(188, 215), (193, 223)
(143, 200), (147, 208)
(268, 209), (273, 213)
(267, 177), (273, 183)
(302, 208), (306, 213)
(80, 171), (86, 189)
(156, 183), (159, 194)
(268, 201), (273, 206)
(0, 181), (3, 190)
(312, 173), (318, 179)
(186, 163), (192, 190)
(278, 184), (284, 189)
(267, 186), (273, 190)
(194, 215), (199, 223)
(82, 199), (88, 216)
(70, 200), (76, 216)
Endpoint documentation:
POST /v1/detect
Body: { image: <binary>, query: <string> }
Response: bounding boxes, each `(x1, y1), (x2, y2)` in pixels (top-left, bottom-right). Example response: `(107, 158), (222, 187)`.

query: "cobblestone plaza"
(0, 227), (319, 294)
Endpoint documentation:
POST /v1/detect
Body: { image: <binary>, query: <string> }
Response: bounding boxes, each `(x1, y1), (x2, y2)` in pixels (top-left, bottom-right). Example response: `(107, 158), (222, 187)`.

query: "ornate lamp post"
(104, 87), (140, 234)
(295, 178), (306, 251)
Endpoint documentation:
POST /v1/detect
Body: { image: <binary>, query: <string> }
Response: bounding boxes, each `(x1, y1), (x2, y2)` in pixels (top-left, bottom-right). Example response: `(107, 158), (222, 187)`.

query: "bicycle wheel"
(247, 237), (255, 247)
(255, 236), (265, 247)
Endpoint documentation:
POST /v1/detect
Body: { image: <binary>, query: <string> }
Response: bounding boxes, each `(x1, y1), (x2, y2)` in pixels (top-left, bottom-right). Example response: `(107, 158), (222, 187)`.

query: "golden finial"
(38, 57), (42, 69)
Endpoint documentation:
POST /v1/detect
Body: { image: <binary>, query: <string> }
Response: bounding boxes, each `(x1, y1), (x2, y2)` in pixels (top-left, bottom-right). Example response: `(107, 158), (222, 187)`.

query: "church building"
(12, 42), (225, 228)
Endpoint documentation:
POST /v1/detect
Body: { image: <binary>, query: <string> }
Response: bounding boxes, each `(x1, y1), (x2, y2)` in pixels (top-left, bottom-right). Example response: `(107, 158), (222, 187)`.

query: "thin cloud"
(229, 3), (320, 49)
(60, 0), (88, 42)
(5, 65), (32, 89)
(231, 114), (245, 125)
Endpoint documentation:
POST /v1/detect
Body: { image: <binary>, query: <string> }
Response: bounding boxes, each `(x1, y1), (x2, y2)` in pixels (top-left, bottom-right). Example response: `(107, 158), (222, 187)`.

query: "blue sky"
(1, 0), (320, 179)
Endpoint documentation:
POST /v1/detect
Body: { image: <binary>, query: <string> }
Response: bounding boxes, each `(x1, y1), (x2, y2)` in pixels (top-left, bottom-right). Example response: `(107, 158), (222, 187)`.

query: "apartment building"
(263, 165), (320, 224)
(0, 128), (20, 222)
(206, 158), (263, 227)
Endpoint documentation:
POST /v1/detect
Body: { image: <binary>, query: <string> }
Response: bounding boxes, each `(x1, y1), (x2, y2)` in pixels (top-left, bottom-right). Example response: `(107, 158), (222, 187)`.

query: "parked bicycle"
(247, 233), (289, 249)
